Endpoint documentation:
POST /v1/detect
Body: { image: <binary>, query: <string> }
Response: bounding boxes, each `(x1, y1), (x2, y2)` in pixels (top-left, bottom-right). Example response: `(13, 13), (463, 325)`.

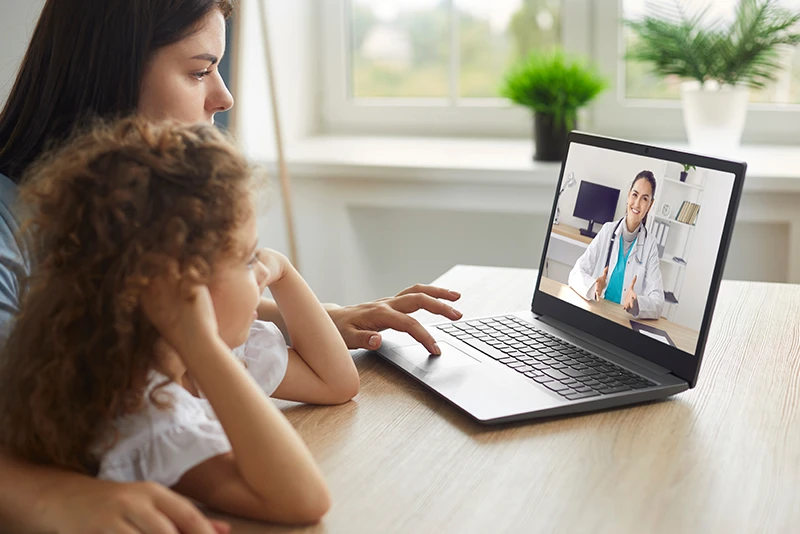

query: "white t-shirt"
(96, 320), (288, 487)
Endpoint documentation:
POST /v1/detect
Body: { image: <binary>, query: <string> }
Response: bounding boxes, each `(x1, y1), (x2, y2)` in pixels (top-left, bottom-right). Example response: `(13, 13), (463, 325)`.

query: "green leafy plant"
(499, 48), (607, 129)
(626, 0), (800, 89)
(682, 163), (696, 172)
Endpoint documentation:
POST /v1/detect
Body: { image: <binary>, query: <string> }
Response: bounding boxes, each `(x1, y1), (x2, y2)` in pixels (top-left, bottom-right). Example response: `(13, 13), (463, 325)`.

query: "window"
(349, 0), (560, 99)
(318, 0), (800, 143)
(592, 0), (800, 144)
(320, 0), (590, 136)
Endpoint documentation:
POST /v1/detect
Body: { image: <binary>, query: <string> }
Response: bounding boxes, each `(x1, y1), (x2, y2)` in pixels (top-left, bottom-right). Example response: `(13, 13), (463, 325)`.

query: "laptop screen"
(539, 140), (737, 357)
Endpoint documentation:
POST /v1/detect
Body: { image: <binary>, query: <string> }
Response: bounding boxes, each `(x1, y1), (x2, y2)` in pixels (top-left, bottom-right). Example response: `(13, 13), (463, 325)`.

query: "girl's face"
(208, 202), (268, 348)
(627, 178), (654, 229)
(138, 10), (234, 124)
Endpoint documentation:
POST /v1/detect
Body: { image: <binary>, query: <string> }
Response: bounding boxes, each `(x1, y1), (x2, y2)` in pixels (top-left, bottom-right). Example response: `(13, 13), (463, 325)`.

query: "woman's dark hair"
(630, 170), (656, 227)
(0, 0), (236, 182)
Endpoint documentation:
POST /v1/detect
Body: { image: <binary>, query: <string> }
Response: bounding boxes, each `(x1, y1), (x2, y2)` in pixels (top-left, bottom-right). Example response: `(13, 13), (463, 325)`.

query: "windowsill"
(266, 135), (800, 192)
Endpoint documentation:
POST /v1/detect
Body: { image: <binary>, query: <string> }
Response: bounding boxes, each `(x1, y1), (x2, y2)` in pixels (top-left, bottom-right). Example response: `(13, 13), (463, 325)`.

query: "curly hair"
(0, 117), (252, 475)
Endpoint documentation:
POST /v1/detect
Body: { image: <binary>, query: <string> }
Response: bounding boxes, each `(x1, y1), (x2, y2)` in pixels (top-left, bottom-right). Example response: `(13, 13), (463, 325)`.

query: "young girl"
(0, 1), (459, 529)
(0, 117), (359, 524)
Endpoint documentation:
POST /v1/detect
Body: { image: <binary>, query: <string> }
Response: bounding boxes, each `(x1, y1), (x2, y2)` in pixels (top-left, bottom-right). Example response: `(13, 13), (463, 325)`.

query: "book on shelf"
(675, 201), (700, 225)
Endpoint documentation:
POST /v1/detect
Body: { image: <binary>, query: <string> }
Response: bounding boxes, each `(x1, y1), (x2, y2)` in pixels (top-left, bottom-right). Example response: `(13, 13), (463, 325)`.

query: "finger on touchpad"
(392, 341), (480, 372)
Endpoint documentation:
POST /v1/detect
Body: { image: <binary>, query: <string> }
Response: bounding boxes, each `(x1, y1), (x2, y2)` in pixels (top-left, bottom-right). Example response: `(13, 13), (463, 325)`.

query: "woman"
(568, 170), (664, 320)
(0, 0), (461, 531)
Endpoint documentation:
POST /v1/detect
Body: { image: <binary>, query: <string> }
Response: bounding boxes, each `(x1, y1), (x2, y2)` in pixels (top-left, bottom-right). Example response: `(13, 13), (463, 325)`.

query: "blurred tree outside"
(508, 0), (561, 59)
(350, 0), (561, 99)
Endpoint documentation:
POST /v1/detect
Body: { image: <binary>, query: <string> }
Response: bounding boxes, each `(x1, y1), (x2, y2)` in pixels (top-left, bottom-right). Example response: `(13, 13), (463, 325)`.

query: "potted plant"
(499, 48), (607, 162)
(680, 164), (696, 182)
(626, 0), (800, 152)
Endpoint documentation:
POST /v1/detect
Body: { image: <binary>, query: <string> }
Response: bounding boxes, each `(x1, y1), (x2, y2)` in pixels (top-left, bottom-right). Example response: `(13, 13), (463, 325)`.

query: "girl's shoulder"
(232, 320), (289, 396)
(96, 372), (231, 487)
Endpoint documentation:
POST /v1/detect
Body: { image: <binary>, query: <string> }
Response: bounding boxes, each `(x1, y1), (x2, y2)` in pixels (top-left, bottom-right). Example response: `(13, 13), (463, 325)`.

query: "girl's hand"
(255, 248), (290, 289)
(140, 263), (219, 354)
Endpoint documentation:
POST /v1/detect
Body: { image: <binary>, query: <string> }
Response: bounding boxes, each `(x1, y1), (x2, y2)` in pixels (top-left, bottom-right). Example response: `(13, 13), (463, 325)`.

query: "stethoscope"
(604, 217), (647, 269)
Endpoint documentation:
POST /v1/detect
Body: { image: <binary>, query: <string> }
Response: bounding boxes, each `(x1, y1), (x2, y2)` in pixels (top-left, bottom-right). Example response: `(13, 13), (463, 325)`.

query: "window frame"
(319, 0), (593, 137)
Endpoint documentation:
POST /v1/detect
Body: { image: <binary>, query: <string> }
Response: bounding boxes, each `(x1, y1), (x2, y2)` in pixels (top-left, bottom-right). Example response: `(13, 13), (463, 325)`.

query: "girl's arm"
(0, 451), (228, 534)
(143, 277), (330, 525)
(261, 251), (359, 405)
(173, 335), (330, 524)
(257, 268), (462, 355)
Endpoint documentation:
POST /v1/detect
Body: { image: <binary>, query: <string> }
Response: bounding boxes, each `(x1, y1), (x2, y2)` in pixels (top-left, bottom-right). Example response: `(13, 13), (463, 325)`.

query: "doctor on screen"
(569, 170), (664, 319)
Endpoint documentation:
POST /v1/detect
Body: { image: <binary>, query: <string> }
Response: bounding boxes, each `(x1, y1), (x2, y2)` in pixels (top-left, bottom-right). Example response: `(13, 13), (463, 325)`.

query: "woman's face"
(138, 10), (234, 124)
(627, 178), (654, 228)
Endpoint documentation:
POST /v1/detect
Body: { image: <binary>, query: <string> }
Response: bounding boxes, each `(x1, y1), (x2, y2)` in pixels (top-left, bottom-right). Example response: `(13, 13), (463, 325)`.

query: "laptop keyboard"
(436, 315), (656, 401)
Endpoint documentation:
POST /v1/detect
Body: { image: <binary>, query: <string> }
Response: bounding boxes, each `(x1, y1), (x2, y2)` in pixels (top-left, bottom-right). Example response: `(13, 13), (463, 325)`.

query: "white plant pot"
(680, 81), (749, 154)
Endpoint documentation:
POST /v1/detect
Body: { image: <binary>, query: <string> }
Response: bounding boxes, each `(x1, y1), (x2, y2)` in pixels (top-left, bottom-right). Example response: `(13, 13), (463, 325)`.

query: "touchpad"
(392, 342), (481, 372)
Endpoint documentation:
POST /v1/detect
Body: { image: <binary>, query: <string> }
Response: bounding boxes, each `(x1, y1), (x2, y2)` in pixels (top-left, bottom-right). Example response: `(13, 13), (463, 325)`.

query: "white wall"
(234, 0), (317, 162)
(0, 0), (46, 107)
(233, 0), (319, 259)
(672, 168), (735, 329)
(271, 167), (792, 309)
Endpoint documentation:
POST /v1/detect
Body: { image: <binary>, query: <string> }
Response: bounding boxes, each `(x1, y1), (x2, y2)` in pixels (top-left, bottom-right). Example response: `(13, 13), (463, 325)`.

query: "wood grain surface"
(217, 265), (800, 534)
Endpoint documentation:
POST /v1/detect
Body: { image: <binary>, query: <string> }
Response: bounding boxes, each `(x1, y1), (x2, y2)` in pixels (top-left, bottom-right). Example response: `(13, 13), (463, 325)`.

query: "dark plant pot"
(533, 113), (570, 162)
(680, 171), (688, 182)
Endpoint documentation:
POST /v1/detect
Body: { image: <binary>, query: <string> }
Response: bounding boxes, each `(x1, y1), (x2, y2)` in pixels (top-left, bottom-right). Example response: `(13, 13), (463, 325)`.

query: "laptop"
(374, 131), (746, 424)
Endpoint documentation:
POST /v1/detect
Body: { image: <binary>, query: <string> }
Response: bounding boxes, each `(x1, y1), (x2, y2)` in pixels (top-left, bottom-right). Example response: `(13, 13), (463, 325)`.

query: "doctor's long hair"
(0, 118), (252, 475)
(630, 170), (657, 227)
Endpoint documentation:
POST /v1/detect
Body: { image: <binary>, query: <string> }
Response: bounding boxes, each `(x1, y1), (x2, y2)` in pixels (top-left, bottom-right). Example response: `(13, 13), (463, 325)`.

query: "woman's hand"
(50, 479), (230, 534)
(140, 262), (219, 355)
(327, 284), (462, 355)
(595, 267), (609, 300)
(622, 275), (638, 312)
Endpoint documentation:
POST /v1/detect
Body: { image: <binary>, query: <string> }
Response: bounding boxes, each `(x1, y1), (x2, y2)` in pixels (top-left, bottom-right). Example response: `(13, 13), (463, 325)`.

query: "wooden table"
(220, 265), (800, 534)
(550, 222), (594, 245)
(539, 276), (699, 354)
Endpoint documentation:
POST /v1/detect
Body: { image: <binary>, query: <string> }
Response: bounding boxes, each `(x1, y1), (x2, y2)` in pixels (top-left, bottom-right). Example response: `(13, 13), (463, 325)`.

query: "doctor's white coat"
(568, 220), (665, 320)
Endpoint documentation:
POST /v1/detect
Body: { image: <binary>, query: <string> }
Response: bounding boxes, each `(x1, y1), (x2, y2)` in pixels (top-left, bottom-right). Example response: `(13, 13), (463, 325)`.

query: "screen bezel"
(531, 131), (747, 387)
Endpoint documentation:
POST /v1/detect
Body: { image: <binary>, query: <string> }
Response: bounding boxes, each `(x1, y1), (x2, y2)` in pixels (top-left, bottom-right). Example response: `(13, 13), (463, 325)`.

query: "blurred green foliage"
(626, 0), (800, 89)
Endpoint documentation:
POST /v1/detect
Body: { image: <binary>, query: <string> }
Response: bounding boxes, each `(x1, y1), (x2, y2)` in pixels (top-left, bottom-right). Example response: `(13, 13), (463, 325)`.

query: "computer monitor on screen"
(573, 180), (620, 238)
